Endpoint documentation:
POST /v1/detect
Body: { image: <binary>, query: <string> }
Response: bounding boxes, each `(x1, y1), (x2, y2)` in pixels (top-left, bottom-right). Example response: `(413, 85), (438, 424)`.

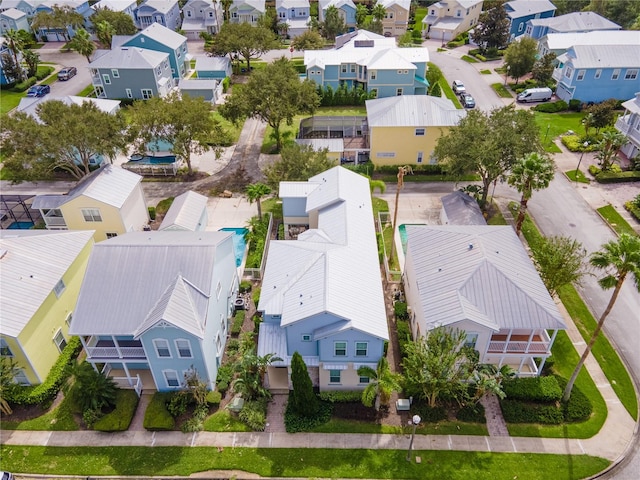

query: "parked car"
(516, 87), (552, 103)
(1, 472), (15, 480)
(26, 85), (51, 97)
(452, 80), (466, 95)
(460, 93), (476, 108)
(58, 66), (77, 81)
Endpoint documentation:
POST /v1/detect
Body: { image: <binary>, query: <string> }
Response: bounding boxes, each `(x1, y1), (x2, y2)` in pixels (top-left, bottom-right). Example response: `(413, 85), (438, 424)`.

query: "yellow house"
(379, 0), (411, 37)
(422, 0), (484, 42)
(366, 95), (466, 167)
(32, 165), (150, 242)
(0, 230), (94, 385)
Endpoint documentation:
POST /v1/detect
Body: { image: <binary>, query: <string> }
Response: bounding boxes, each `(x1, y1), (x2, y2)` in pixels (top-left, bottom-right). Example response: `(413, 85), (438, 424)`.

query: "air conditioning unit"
(407, 306), (412, 314)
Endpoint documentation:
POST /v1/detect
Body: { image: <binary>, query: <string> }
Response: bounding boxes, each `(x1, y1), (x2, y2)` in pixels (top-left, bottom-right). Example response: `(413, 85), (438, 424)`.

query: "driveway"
(35, 43), (93, 97)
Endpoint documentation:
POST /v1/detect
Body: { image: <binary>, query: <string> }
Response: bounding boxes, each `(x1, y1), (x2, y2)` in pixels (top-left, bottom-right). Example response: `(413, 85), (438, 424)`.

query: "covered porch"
(487, 328), (557, 355)
(100, 366), (157, 395)
(81, 335), (147, 360)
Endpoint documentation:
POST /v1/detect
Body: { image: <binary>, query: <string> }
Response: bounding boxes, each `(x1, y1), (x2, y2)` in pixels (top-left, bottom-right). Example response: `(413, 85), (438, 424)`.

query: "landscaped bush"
(35, 66), (53, 80)
(595, 171), (640, 183)
(252, 313), (262, 335)
(284, 395), (333, 433)
(411, 404), (447, 423)
(474, 53), (487, 61)
(206, 390), (222, 406)
(569, 99), (583, 111)
(375, 164), (444, 175)
(155, 197), (175, 216)
(318, 391), (362, 403)
(216, 364), (234, 394)
(396, 319), (412, 358)
(589, 165), (601, 176)
(222, 76), (230, 93)
(624, 196), (640, 222)
(502, 376), (562, 403)
(533, 101), (568, 113)
(239, 280), (252, 293)
(143, 393), (175, 430)
(500, 398), (565, 424)
(11, 76), (37, 92)
(555, 377), (593, 422)
(239, 399), (268, 431)
(231, 310), (245, 335)
(252, 286), (261, 307)
(148, 206), (156, 220)
(394, 301), (409, 320)
(561, 135), (599, 152)
(93, 390), (139, 432)
(182, 404), (208, 432)
(317, 84), (373, 107)
(167, 391), (191, 417)
(456, 403), (486, 423)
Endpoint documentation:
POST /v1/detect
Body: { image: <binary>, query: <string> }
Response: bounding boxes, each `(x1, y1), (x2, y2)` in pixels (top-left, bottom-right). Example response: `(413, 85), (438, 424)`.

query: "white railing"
(86, 346), (146, 359)
(112, 374), (143, 396)
(615, 117), (640, 143)
(44, 216), (67, 226)
(487, 341), (550, 354)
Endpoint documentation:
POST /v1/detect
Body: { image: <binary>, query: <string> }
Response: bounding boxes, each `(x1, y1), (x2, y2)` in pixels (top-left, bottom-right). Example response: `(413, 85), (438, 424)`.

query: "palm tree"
(221, 0), (233, 22)
(372, 2), (386, 23)
(357, 356), (402, 411)
(0, 357), (18, 415)
(369, 178), (386, 195)
(355, 4), (368, 27)
(66, 361), (118, 412)
(95, 20), (116, 48)
(246, 182), (271, 220)
(595, 129), (627, 172)
(68, 28), (96, 62)
(562, 234), (640, 402)
(3, 29), (25, 81)
(507, 152), (555, 235)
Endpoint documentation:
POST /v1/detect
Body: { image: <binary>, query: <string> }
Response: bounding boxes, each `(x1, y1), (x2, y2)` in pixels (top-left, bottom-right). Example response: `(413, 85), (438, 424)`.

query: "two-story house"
(91, 0), (137, 23)
(229, 0), (265, 26)
(319, 0), (356, 32)
(616, 92), (640, 161)
(304, 30), (430, 98)
(134, 0), (181, 31)
(553, 44), (640, 103)
(422, 0), (483, 43)
(0, 8), (30, 34)
(32, 164), (150, 242)
(257, 166), (388, 392)
(276, 0), (309, 38)
(403, 225), (566, 377)
(69, 231), (239, 393)
(34, 0), (94, 41)
(0, 0), (45, 19)
(0, 230), (94, 386)
(525, 11), (620, 40)
(378, 0), (410, 37)
(181, 0), (223, 39)
(504, 0), (556, 42)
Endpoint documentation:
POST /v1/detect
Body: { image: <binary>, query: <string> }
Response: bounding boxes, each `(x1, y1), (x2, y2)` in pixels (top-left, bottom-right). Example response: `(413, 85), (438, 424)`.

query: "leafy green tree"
(584, 99), (618, 134)
(220, 58), (319, 152)
(91, 7), (137, 40)
(532, 236), (587, 297)
(503, 36), (537, 85)
(563, 234), (640, 401)
(206, 22), (278, 71)
(233, 348), (282, 400)
(595, 128), (627, 171)
(630, 13), (640, 30)
(263, 143), (337, 189)
(22, 49), (40, 77)
(0, 357), (19, 415)
(552, 0), (590, 16)
(258, 7), (278, 34)
(357, 357), (402, 411)
(68, 28), (95, 62)
(321, 5), (347, 40)
(291, 30), (325, 50)
(290, 351), (319, 417)
(531, 52), (556, 86)
(356, 3), (368, 27)
(425, 62), (443, 95)
(363, 18), (383, 35)
(398, 31), (413, 47)
(0, 52), (23, 84)
(31, 5), (84, 42)
(507, 152), (555, 235)
(586, 0), (640, 29)
(66, 361), (118, 413)
(95, 20), (117, 48)
(246, 183), (271, 219)
(472, 0), (510, 52)
(372, 2), (386, 21)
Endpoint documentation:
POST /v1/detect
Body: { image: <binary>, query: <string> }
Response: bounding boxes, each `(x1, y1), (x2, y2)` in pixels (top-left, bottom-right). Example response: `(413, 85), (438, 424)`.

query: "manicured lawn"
(480, 69), (491, 75)
(0, 89), (24, 115)
(1, 395), (79, 431)
(203, 409), (252, 432)
(414, 7), (427, 30)
(486, 202), (507, 225)
(491, 83), (513, 99)
(211, 110), (243, 145)
(534, 112), (585, 153)
(311, 418), (488, 436)
(565, 169), (590, 183)
(76, 84), (95, 97)
(440, 79), (462, 108)
(597, 205), (638, 237)
(461, 55), (478, 63)
(0, 445), (610, 479)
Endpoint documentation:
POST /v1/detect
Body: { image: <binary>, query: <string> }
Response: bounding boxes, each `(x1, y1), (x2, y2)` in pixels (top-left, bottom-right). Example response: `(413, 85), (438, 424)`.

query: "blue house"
(0, 8), (31, 34)
(319, 0), (356, 31)
(276, 0), (310, 38)
(304, 30), (430, 98)
(69, 231), (239, 393)
(257, 167), (388, 392)
(229, 0), (265, 26)
(33, 0), (93, 41)
(181, 0), (223, 39)
(134, 0), (181, 31)
(195, 55), (232, 79)
(504, 0), (555, 42)
(553, 44), (640, 103)
(525, 11), (620, 40)
(0, 0), (45, 19)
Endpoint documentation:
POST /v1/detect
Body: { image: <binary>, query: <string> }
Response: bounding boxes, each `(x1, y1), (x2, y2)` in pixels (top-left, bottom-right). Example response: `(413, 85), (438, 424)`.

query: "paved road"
(36, 43), (93, 97)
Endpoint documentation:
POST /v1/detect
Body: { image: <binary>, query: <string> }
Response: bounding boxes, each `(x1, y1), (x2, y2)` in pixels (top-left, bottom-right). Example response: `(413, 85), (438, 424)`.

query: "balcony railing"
(43, 217), (67, 226)
(487, 341), (550, 354)
(87, 346), (146, 358)
(615, 117), (640, 144)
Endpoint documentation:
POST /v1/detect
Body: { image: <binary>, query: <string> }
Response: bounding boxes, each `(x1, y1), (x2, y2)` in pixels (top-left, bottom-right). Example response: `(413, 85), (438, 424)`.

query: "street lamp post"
(406, 414), (421, 462)
(504, 65), (510, 86)
(575, 141), (589, 184)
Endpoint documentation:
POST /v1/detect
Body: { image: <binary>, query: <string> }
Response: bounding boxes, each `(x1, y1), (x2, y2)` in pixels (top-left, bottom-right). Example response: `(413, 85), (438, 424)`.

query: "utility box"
(396, 399), (410, 412)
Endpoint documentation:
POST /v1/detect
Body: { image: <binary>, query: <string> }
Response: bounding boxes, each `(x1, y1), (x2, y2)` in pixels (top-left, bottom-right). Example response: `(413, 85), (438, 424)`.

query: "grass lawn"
(491, 83), (513, 99)
(311, 418), (488, 436)
(480, 69), (491, 75)
(486, 201), (507, 225)
(1, 395), (79, 431)
(0, 89), (25, 115)
(76, 84), (95, 97)
(440, 79), (462, 108)
(565, 169), (590, 183)
(414, 7), (427, 29)
(0, 445), (610, 479)
(534, 112), (585, 153)
(461, 55), (478, 63)
(211, 110), (243, 145)
(203, 409), (252, 432)
(597, 205), (638, 237)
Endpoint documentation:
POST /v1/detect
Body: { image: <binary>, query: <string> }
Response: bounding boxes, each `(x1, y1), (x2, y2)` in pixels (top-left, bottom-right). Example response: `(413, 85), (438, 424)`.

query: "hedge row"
(318, 390), (362, 403)
(456, 403), (486, 423)
(397, 319), (412, 359)
(93, 389), (139, 432)
(143, 392), (175, 430)
(624, 201), (640, 222)
(231, 310), (245, 335)
(561, 135), (599, 152)
(284, 395), (333, 433)
(595, 171), (640, 183)
(533, 101), (568, 113)
(375, 164), (444, 175)
(502, 376), (562, 403)
(411, 404), (447, 423)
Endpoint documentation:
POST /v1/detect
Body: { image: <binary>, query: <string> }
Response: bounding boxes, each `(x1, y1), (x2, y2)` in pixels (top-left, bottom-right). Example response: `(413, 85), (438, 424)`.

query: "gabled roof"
(366, 95), (466, 128)
(69, 231), (233, 336)
(504, 0), (556, 18)
(0, 230), (94, 338)
(88, 46), (168, 69)
(405, 226), (566, 332)
(366, 49), (415, 70)
(133, 22), (186, 49)
(276, 0), (309, 8)
(136, 0), (177, 14)
(159, 190), (208, 231)
(16, 95), (120, 120)
(319, 0), (355, 10)
(259, 167), (388, 341)
(195, 55), (230, 71)
(1, 0), (44, 8)
(92, 0), (137, 12)
(543, 31), (640, 51)
(1, 7), (27, 19)
(378, 0), (410, 10)
(563, 44), (640, 69)
(622, 92), (640, 114)
(527, 11), (620, 32)
(32, 165), (142, 210)
(230, 0), (266, 12)
(441, 191), (486, 225)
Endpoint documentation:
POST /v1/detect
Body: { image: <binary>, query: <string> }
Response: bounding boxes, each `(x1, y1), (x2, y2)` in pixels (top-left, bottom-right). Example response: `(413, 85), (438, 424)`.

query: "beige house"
(422, 0), (483, 42)
(32, 165), (149, 242)
(379, 0), (410, 36)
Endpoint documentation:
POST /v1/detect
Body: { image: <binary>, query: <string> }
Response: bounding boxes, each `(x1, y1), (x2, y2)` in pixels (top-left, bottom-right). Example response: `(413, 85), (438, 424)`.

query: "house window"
(415, 128), (425, 136)
(106, 232), (118, 239)
(216, 281), (222, 299)
(430, 9), (435, 14)
(125, 88), (132, 98)
(111, 69), (119, 78)
(417, 151), (423, 163)
(396, 88), (403, 96)
(232, 12), (237, 18)
(464, 333), (478, 349)
(359, 375), (370, 384)
(14, 369), (30, 385)
(370, 70), (376, 80)
(163, 370), (180, 387)
(334, 341), (347, 356)
(518, 22), (523, 32)
(154, 339), (171, 358)
(216, 332), (222, 352)
(209, 11), (213, 17)
(65, 312), (73, 327)
(81, 208), (102, 222)
(95, 86), (105, 97)
(141, 89), (153, 99)
(175, 339), (192, 358)
(612, 69), (620, 80)
(102, 74), (111, 84)
(220, 313), (226, 334)
(370, 88), (378, 98)
(53, 329), (67, 352)
(576, 70), (585, 81)
(329, 369), (341, 383)
(456, 9), (461, 17)
(350, 64), (356, 73)
(187, 10), (192, 17)
(594, 69), (601, 79)
(624, 69), (638, 80)
(355, 342), (368, 356)
(302, 334), (312, 342)
(53, 279), (66, 298)
(564, 67), (573, 79)
(376, 152), (396, 158)
(404, 70), (408, 74)
(341, 64), (347, 73)
(0, 338), (13, 357)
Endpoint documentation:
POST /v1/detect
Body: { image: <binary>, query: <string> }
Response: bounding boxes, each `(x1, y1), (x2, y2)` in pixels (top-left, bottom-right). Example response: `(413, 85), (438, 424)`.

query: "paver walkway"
(264, 394), (287, 433)
(480, 393), (509, 437)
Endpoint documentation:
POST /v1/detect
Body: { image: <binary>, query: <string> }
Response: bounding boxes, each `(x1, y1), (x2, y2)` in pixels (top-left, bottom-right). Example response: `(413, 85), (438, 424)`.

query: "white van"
(517, 87), (553, 103)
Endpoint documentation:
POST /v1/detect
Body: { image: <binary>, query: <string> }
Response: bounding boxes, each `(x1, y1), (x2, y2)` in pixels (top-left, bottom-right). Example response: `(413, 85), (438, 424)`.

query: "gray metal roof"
(16, 96), (120, 121)
(544, 31), (640, 51)
(138, 0), (177, 14)
(69, 231), (233, 336)
(366, 95), (466, 128)
(528, 11), (620, 32)
(505, 0), (556, 18)
(276, 0), (309, 8)
(178, 79), (218, 90)
(138, 22), (186, 50)
(567, 44), (640, 69)
(231, 0), (266, 13)
(441, 191), (486, 226)
(195, 55), (230, 71)
(405, 226), (566, 332)
(89, 47), (167, 69)
(257, 322), (319, 366)
(92, 0), (136, 12)
(159, 190), (208, 231)
(1, 8), (26, 19)
(0, 230), (94, 338)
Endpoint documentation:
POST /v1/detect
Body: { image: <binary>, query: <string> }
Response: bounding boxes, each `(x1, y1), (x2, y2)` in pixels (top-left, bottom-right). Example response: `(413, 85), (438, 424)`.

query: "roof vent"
(354, 40), (374, 48)
(468, 244), (473, 250)
(0, 248), (7, 260)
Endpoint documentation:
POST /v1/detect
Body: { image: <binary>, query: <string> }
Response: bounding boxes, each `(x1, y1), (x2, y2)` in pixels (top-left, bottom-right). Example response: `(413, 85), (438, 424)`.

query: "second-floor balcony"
(487, 330), (552, 355)
(615, 116), (640, 145)
(85, 337), (146, 360)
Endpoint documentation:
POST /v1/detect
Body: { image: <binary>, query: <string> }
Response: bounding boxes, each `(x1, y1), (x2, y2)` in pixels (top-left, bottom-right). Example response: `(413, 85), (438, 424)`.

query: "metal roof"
(257, 322), (320, 367)
(1, 8), (26, 19)
(0, 230), (94, 338)
(319, 0), (355, 11)
(178, 78), (218, 90)
(69, 231), (233, 336)
(137, 0), (178, 14)
(441, 191), (486, 226)
(92, 0), (136, 12)
(259, 167), (389, 341)
(544, 31), (640, 51)
(16, 96), (120, 121)
(405, 226), (566, 332)
(378, 0), (410, 10)
(366, 95), (466, 128)
(296, 138), (344, 153)
(278, 181), (321, 198)
(137, 22), (186, 50)
(89, 47), (167, 69)
(195, 55), (230, 71)
(276, 0), (309, 8)
(231, 0), (266, 13)
(159, 190), (208, 231)
(505, 0), (556, 18)
(528, 11), (620, 32)
(622, 92), (640, 114)
(566, 44), (640, 69)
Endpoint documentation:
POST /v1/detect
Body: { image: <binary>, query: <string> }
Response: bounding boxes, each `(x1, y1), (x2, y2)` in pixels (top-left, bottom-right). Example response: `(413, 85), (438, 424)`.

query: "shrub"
(456, 403), (486, 423)
(222, 76), (230, 93)
(411, 404), (447, 423)
(394, 301), (409, 320)
(148, 206), (156, 220)
(396, 319), (412, 358)
(624, 200), (640, 222)
(252, 286), (261, 307)
(239, 280), (252, 293)
(533, 101), (568, 113)
(216, 364), (234, 394)
(562, 135), (598, 152)
(588, 165), (601, 176)
(555, 376), (592, 422)
(318, 391), (362, 403)
(206, 390), (222, 406)
(239, 399), (268, 431)
(474, 54), (487, 61)
(500, 399), (565, 424)
(94, 390), (139, 432)
(226, 338), (240, 357)
(252, 313), (262, 335)
(143, 393), (175, 430)
(35, 66), (53, 80)
(411, 29), (422, 41)
(11, 76), (37, 92)
(595, 171), (640, 183)
(375, 164), (444, 175)
(568, 99), (582, 111)
(155, 197), (175, 216)
(231, 310), (245, 335)
(83, 408), (102, 429)
(284, 396), (333, 433)
(167, 391), (191, 417)
(502, 376), (562, 403)
(182, 404), (208, 432)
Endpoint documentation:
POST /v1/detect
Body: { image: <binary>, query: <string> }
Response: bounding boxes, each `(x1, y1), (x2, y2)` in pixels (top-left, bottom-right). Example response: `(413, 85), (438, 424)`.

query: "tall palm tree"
(221, 0), (233, 23)
(372, 2), (386, 23)
(3, 29), (25, 81)
(562, 234), (640, 401)
(355, 4), (368, 27)
(357, 356), (402, 411)
(68, 28), (96, 62)
(246, 182), (271, 220)
(507, 152), (555, 235)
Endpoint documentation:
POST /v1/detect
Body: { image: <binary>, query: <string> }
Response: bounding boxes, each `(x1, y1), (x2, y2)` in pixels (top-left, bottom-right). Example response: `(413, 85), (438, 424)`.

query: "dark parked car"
(26, 85), (51, 97)
(460, 93), (476, 108)
(58, 66), (77, 81)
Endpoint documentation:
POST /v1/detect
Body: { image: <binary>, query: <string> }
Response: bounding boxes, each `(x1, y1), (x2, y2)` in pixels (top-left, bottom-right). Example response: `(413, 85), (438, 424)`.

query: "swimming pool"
(219, 227), (249, 267)
(7, 221), (34, 229)
(399, 224), (426, 254)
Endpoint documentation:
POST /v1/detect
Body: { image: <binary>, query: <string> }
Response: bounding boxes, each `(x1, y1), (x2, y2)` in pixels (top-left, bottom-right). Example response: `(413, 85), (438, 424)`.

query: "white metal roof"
(137, 0), (177, 14)
(1, 7), (26, 19)
(178, 78), (218, 90)
(366, 95), (466, 128)
(257, 322), (319, 366)
(405, 226), (566, 332)
(16, 96), (120, 121)
(89, 46), (168, 69)
(566, 44), (640, 69)
(195, 55), (230, 71)
(296, 138), (344, 153)
(505, 0), (556, 18)
(92, 0), (136, 12)
(319, 0), (355, 11)
(622, 93), (640, 114)
(230, 0), (266, 13)
(138, 22), (186, 49)
(528, 11), (620, 32)
(544, 31), (640, 51)
(159, 190), (208, 231)
(278, 181), (321, 198)
(0, 230), (94, 338)
(69, 231), (233, 336)
(377, 0), (410, 10)
(276, 0), (309, 8)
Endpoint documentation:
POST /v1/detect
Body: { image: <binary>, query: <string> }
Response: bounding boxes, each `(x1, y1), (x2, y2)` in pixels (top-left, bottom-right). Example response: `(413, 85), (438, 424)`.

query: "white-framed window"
(106, 232), (118, 239)
(594, 69), (601, 79)
(209, 11), (213, 17)
(53, 329), (67, 352)
(396, 88), (403, 96)
(216, 281), (222, 299)
(456, 9), (461, 17)
(370, 88), (378, 98)
(397, 70), (403, 75)
(65, 312), (73, 326)
(102, 74), (111, 84)
(175, 339), (192, 358)
(564, 66), (573, 79)
(95, 86), (105, 97)
(220, 313), (226, 334)
(576, 70), (585, 81)
(417, 151), (423, 163)
(341, 64), (347, 73)
(370, 70), (376, 80)
(518, 22), (523, 32)
(141, 89), (153, 99)
(329, 369), (341, 383)
(612, 69), (620, 80)
(350, 64), (356, 73)
(154, 339), (171, 358)
(355, 342), (368, 356)
(111, 69), (119, 78)
(216, 332), (222, 352)
(376, 152), (396, 158)
(53, 279), (66, 298)
(464, 333), (478, 349)
(302, 334), (312, 342)
(163, 369), (180, 387)
(334, 341), (347, 356)
(404, 70), (408, 74)
(81, 208), (102, 222)
(14, 368), (30, 385)
(186, 10), (192, 17)
(0, 338), (13, 357)
(624, 69), (638, 80)
(359, 375), (370, 384)
(232, 12), (237, 18)
(125, 88), (132, 98)
(415, 128), (425, 136)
